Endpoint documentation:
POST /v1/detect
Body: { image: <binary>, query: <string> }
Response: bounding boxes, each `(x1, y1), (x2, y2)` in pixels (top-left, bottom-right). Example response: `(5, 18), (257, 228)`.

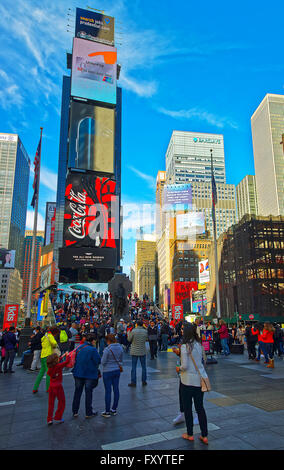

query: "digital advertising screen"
(57, 282), (108, 296)
(176, 212), (205, 237)
(199, 259), (210, 283)
(63, 172), (118, 250)
(163, 184), (192, 211)
(58, 246), (117, 269)
(71, 38), (117, 105)
(0, 249), (15, 268)
(44, 202), (56, 246)
(192, 299), (208, 314)
(68, 101), (115, 174)
(75, 8), (114, 46)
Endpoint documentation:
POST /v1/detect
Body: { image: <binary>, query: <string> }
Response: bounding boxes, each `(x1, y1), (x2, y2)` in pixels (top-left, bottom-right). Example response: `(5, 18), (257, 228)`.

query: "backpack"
(60, 329), (68, 343)
(65, 344), (88, 368)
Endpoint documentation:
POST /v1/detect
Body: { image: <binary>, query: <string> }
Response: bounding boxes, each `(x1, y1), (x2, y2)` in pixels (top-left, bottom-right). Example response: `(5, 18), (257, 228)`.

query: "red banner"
(171, 281), (198, 306)
(172, 304), (183, 321)
(3, 304), (19, 329)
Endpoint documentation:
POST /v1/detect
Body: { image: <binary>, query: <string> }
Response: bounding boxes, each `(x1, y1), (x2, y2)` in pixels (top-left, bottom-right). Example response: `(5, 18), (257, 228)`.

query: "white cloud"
(30, 166), (58, 194)
(158, 106), (238, 129)
(26, 210), (45, 231)
(128, 166), (156, 189)
(119, 73), (157, 97)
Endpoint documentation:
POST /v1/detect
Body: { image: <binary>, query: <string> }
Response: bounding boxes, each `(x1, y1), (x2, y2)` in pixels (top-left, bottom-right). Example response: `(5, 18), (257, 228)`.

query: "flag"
(31, 136), (42, 208)
(211, 151), (217, 223)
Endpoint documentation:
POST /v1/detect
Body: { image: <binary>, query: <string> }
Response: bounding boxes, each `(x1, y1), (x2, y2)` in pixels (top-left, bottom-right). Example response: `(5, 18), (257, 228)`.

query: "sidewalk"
(1, 349), (284, 450)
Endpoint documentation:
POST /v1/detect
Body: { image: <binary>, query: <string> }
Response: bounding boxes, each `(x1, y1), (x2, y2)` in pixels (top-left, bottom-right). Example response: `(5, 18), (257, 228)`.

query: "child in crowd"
(46, 353), (70, 425)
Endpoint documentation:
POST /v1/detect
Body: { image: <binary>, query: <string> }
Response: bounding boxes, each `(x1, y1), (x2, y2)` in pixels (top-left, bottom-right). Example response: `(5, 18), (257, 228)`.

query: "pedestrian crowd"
(0, 289), (283, 446)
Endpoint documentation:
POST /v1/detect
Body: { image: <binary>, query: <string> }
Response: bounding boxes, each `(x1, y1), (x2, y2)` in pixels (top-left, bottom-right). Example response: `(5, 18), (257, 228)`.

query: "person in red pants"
(46, 353), (70, 425)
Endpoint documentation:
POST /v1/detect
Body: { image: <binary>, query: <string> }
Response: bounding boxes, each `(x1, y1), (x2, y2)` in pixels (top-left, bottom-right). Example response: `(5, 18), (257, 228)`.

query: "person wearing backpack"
(59, 325), (71, 354)
(100, 334), (123, 418)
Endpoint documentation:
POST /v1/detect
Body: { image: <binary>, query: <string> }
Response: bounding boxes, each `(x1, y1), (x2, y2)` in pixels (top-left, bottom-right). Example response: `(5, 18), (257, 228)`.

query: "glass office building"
(0, 133), (30, 269)
(166, 131), (225, 185)
(236, 175), (258, 221)
(251, 94), (284, 217)
(53, 76), (71, 268)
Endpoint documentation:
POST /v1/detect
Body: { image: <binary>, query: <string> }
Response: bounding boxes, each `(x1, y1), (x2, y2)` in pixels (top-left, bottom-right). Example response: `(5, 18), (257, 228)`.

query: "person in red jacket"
(262, 323), (275, 369)
(218, 320), (230, 356)
(46, 353), (70, 425)
(252, 324), (269, 364)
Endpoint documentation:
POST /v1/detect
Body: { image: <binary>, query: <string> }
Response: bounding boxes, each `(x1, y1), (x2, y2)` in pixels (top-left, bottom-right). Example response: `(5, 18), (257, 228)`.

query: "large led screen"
(71, 38), (117, 105)
(75, 8), (114, 46)
(68, 101), (114, 174)
(63, 171), (118, 250)
(176, 212), (205, 237)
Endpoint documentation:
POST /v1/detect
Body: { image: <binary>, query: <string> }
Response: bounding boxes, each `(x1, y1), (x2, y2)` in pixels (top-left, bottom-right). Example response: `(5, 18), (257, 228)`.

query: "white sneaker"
(173, 412), (185, 425)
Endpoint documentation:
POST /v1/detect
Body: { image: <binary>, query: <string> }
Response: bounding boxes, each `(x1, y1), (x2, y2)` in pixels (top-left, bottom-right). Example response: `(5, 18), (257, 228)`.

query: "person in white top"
(176, 323), (209, 445)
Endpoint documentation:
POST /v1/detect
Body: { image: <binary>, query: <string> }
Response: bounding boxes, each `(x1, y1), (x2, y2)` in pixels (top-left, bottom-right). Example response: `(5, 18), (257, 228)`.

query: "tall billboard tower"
(55, 7), (121, 284)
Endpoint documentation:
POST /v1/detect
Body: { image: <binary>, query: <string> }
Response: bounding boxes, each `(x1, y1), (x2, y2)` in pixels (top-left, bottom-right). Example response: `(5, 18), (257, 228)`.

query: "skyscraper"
(236, 175), (258, 221)
(166, 131), (225, 185)
(251, 94), (284, 216)
(0, 133), (30, 269)
(156, 171), (166, 237)
(21, 230), (44, 304)
(53, 76), (71, 268)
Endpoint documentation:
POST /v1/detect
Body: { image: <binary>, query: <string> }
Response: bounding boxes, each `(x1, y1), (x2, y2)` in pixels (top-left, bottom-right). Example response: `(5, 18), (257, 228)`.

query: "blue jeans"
(257, 341), (269, 361)
(103, 370), (120, 412)
(131, 355), (147, 384)
(99, 338), (107, 357)
(221, 338), (230, 355)
(20, 349), (32, 365)
(161, 334), (168, 351)
(72, 377), (98, 416)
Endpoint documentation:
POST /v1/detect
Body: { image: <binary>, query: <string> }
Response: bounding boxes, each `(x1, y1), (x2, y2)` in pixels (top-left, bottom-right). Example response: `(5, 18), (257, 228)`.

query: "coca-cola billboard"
(63, 172), (118, 249)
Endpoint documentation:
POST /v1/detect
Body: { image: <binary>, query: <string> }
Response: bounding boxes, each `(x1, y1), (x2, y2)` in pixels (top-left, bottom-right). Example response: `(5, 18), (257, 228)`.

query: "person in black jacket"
(3, 326), (17, 373)
(161, 322), (170, 351)
(98, 321), (107, 357)
(147, 321), (158, 360)
(245, 323), (257, 360)
(30, 326), (44, 371)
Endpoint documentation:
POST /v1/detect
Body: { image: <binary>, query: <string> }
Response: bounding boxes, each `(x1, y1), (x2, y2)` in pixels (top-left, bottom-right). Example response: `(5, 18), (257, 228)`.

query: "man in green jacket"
(127, 320), (148, 387)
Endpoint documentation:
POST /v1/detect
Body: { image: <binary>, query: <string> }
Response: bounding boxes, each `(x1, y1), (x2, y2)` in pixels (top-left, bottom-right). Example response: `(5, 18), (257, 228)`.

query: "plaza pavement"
(1, 347), (284, 450)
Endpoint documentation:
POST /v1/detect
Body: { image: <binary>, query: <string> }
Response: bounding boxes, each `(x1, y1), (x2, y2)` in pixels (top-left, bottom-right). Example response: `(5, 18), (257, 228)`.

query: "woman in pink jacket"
(218, 320), (230, 356)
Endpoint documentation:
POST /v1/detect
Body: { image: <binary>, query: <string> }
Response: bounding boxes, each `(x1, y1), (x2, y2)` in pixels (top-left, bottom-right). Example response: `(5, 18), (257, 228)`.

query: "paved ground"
(1, 347), (284, 450)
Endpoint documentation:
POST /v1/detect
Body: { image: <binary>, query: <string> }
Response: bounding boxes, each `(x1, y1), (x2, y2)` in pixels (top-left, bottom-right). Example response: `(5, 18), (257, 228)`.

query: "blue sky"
(0, 0), (283, 274)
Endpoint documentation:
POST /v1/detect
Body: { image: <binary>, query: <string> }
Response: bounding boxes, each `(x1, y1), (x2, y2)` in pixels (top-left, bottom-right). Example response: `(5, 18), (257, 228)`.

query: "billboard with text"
(163, 184), (192, 211)
(75, 8), (114, 46)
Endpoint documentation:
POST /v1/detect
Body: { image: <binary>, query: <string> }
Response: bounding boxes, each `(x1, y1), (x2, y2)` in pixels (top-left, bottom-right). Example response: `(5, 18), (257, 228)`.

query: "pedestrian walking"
(46, 353), (70, 425)
(147, 321), (158, 360)
(218, 320), (230, 356)
(176, 323), (209, 445)
(101, 334), (123, 418)
(128, 320), (148, 387)
(245, 323), (257, 360)
(2, 326), (17, 373)
(30, 326), (44, 371)
(33, 327), (60, 394)
(71, 333), (101, 418)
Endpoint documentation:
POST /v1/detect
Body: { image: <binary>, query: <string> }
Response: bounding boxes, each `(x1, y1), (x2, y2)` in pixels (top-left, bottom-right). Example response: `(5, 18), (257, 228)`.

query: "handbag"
(188, 346), (211, 392)
(109, 347), (123, 372)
